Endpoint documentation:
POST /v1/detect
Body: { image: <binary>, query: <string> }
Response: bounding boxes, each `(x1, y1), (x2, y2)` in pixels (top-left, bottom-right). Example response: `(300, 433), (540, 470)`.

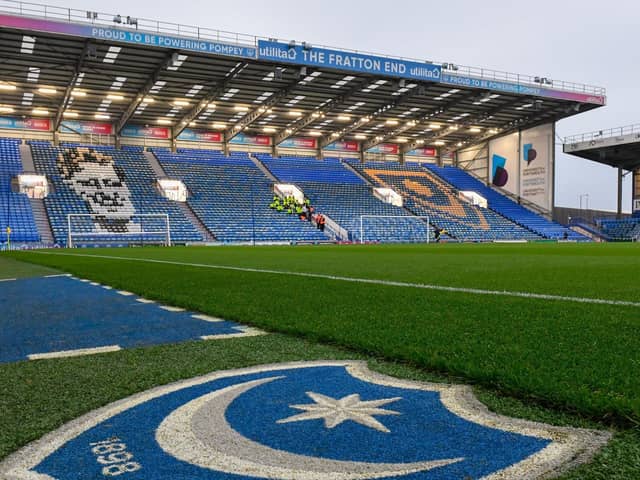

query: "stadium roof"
(0, 0), (607, 154)
(563, 124), (640, 171)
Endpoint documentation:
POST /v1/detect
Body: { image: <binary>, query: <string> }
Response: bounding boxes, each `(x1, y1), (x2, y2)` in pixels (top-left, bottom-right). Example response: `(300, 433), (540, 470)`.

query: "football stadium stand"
(0, 138), (40, 243)
(154, 149), (329, 243)
(28, 142), (202, 245)
(596, 217), (640, 241)
(348, 160), (542, 242)
(423, 165), (586, 241)
(256, 155), (431, 243)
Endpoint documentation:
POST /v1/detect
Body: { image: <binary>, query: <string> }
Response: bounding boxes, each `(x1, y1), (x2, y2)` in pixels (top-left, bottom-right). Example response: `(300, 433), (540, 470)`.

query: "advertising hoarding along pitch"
(258, 41), (441, 83)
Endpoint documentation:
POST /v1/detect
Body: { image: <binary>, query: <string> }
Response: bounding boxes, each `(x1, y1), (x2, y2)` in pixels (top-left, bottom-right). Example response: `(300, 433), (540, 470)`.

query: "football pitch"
(1, 243), (639, 478)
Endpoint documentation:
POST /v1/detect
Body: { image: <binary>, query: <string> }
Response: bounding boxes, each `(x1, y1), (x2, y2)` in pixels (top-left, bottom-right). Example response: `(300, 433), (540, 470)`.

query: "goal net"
(67, 214), (171, 248)
(359, 215), (431, 244)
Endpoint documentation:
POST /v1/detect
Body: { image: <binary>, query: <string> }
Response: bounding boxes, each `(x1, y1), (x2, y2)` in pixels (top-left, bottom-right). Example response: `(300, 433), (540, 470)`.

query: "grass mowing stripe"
(13, 250), (640, 428)
(31, 251), (640, 308)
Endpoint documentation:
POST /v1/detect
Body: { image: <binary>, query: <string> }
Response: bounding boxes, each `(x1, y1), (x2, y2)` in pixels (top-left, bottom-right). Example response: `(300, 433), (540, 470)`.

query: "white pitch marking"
(102, 286), (113, 290)
(44, 274), (71, 278)
(0, 278), (17, 282)
(79, 279), (90, 283)
(192, 314), (224, 323)
(136, 298), (155, 304)
(90, 282), (100, 286)
(117, 291), (134, 296)
(200, 327), (267, 341)
(28, 345), (121, 360)
(32, 251), (640, 308)
(161, 306), (185, 312)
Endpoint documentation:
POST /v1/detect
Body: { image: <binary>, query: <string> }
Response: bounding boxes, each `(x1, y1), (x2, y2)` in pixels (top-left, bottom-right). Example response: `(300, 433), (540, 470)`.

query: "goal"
(359, 215), (431, 244)
(67, 214), (171, 248)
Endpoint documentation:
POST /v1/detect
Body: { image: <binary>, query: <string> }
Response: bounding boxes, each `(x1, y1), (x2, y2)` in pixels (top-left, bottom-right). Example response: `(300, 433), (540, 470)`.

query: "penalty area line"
(31, 251), (640, 308)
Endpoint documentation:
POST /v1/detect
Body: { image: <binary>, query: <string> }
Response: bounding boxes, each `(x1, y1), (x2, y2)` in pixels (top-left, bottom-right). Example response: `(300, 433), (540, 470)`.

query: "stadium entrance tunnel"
(13, 174), (49, 198)
(373, 187), (403, 207)
(157, 178), (188, 202)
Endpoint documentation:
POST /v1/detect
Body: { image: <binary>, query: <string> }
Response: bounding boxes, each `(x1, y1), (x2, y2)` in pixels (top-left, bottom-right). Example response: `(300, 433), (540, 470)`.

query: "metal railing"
(564, 124), (640, 144)
(0, 0), (606, 98)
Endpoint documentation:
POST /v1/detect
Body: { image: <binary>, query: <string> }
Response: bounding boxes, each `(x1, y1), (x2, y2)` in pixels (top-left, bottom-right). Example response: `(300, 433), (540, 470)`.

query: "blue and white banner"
(258, 40), (441, 83)
(0, 14), (256, 60)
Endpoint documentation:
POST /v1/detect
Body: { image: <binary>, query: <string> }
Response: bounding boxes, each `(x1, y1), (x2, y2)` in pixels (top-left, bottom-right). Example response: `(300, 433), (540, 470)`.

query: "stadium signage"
(367, 143), (400, 155)
(278, 137), (318, 149)
(442, 74), (606, 105)
(60, 120), (113, 135)
(407, 147), (438, 157)
(229, 132), (272, 146)
(258, 41), (442, 83)
(0, 116), (50, 131)
(323, 140), (360, 152)
(0, 14), (256, 59)
(177, 128), (223, 143)
(121, 124), (170, 139)
(0, 361), (609, 479)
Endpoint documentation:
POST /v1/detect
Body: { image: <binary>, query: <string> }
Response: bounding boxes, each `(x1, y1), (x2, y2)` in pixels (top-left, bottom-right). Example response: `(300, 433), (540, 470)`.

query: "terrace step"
(29, 198), (54, 244)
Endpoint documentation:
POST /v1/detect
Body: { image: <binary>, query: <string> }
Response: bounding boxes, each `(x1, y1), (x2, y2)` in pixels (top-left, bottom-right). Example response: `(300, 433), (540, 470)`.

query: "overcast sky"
(47, 0), (637, 211)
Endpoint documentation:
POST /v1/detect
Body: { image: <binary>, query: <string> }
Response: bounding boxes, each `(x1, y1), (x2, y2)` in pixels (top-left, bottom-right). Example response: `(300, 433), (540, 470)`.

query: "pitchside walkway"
(0, 274), (264, 363)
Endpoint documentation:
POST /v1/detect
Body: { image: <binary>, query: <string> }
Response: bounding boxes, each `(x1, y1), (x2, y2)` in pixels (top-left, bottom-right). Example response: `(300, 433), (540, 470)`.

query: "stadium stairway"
(145, 150), (217, 242)
(154, 148), (329, 244)
(29, 197), (54, 244)
(248, 153), (279, 182)
(19, 143), (36, 172)
(256, 154), (432, 243)
(347, 160), (541, 242)
(423, 165), (587, 241)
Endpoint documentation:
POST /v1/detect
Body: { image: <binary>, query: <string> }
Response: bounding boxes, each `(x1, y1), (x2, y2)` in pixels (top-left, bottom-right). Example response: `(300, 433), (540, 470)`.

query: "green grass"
(0, 256), (59, 279)
(3, 244), (640, 477)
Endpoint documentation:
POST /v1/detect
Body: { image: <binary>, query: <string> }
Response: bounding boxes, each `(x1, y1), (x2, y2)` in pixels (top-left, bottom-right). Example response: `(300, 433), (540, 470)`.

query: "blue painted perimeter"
(0, 276), (251, 363)
(33, 365), (550, 479)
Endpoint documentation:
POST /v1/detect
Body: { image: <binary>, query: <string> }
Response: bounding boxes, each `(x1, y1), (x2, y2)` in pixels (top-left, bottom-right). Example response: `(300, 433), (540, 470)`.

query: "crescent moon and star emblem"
(0, 361), (610, 480)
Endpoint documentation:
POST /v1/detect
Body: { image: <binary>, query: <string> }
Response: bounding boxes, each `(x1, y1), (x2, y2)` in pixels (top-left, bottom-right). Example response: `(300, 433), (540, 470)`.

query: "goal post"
(359, 215), (431, 244)
(67, 214), (171, 248)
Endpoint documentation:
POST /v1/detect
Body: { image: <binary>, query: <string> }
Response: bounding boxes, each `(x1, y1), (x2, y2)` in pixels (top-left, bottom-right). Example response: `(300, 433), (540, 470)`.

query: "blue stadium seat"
(0, 138), (40, 243)
(29, 142), (202, 245)
(423, 165), (588, 241)
(153, 149), (328, 243)
(596, 217), (640, 241)
(258, 155), (431, 243)
(347, 160), (542, 242)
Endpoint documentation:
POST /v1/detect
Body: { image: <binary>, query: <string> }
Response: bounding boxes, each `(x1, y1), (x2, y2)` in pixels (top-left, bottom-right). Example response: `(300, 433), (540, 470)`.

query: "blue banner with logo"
(258, 41), (441, 83)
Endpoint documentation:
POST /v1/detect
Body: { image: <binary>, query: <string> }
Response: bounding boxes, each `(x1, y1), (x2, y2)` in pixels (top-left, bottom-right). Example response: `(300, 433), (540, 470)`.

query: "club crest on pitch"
(0, 361), (609, 479)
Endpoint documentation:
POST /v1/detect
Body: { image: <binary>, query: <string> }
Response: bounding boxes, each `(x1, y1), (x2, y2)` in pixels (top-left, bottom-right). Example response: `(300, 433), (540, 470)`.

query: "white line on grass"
(0, 278), (17, 282)
(28, 345), (121, 360)
(32, 251), (640, 308)
(160, 306), (185, 312)
(44, 274), (71, 278)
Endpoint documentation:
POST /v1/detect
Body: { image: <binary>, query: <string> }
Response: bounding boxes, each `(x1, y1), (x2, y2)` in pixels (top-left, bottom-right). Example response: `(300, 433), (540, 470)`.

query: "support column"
(634, 169), (640, 212)
(617, 167), (624, 218)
